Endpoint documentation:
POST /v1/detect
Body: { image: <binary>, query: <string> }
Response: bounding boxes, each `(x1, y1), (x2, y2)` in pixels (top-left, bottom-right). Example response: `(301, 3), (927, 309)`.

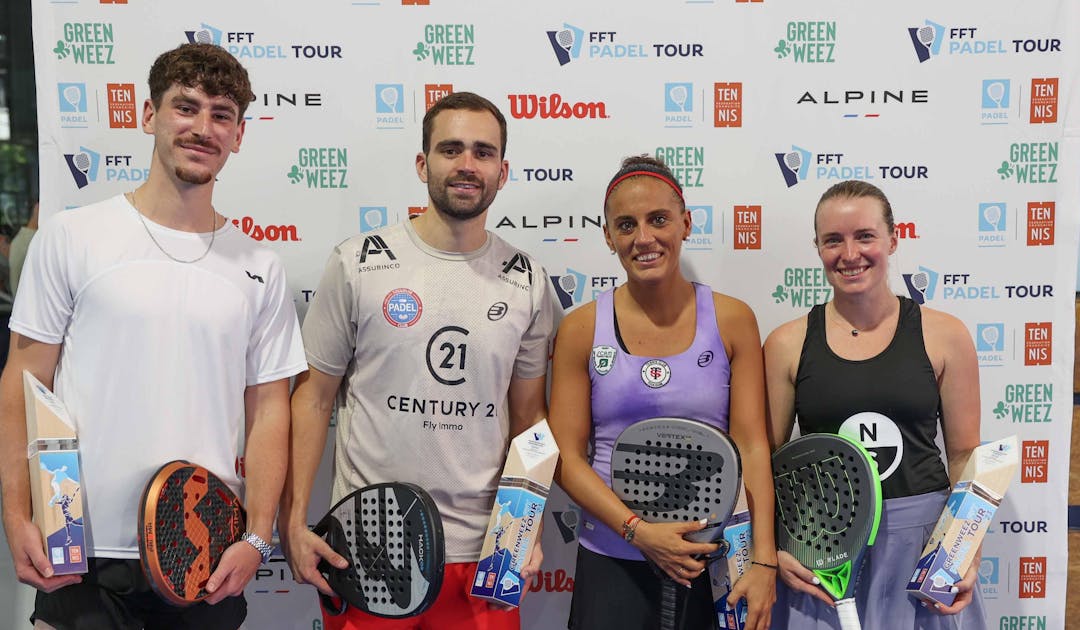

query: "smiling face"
(814, 194), (898, 296)
(603, 177), (691, 285)
(415, 108), (508, 222)
(143, 83), (245, 186)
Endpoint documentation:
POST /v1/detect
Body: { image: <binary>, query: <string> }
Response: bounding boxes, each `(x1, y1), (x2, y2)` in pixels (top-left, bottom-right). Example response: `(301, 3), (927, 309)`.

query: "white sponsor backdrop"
(12, 1), (1078, 628)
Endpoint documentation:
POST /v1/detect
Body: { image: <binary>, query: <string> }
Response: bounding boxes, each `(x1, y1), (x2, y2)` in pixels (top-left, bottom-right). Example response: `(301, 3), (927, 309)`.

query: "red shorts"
(321, 562), (520, 630)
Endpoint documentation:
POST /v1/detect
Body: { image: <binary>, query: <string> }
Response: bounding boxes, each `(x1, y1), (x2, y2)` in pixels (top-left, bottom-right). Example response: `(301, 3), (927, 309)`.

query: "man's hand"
(204, 540), (262, 604)
(282, 525), (348, 596)
(3, 515), (82, 592)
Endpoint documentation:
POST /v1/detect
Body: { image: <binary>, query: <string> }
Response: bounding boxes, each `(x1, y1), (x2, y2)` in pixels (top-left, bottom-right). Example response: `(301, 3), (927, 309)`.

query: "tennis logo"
(425, 84), (453, 111)
(1023, 323), (1051, 366)
(640, 359), (670, 389)
(55, 22), (116, 65)
(997, 142), (1058, 184)
(287, 148), (348, 189)
(413, 24), (475, 65)
(714, 83), (742, 127)
(591, 346), (617, 376)
(733, 205), (761, 250)
(774, 21), (836, 63)
(383, 288), (423, 328)
(107, 83), (136, 129)
(1019, 557), (1046, 598)
(992, 384), (1052, 424)
(1026, 202), (1054, 246)
(1021, 440), (1048, 483)
(1030, 78), (1058, 123)
(655, 146), (704, 188)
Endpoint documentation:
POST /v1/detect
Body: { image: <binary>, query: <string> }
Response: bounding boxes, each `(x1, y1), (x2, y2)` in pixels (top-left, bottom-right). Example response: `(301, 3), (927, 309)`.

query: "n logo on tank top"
(838, 412), (904, 481)
(640, 359), (671, 389)
(592, 345), (617, 375)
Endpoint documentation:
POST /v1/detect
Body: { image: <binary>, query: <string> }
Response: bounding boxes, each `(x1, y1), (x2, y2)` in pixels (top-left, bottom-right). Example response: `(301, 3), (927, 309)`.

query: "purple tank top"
(579, 282), (731, 560)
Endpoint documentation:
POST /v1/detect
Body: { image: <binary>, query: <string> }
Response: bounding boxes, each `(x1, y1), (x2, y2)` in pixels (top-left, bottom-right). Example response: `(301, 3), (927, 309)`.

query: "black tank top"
(795, 297), (950, 499)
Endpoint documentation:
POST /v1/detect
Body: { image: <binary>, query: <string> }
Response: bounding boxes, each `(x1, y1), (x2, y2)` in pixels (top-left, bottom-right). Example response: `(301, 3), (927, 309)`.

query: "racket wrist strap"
(242, 531), (274, 564)
(621, 515), (642, 543)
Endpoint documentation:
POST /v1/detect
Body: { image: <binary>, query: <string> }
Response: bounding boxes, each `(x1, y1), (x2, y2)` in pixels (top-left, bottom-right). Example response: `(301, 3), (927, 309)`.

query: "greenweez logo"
(997, 142), (1057, 183)
(413, 24), (475, 65)
(774, 21), (836, 63)
(772, 267), (832, 307)
(654, 146), (704, 188)
(54, 23), (116, 64)
(287, 148), (348, 189)
(992, 383), (1053, 423)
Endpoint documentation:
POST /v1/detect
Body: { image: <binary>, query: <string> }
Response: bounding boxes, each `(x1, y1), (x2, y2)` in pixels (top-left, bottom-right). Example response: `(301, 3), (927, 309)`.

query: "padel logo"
(1030, 78), (1058, 123)
(549, 268), (618, 309)
(374, 84), (405, 130)
(359, 207), (389, 233)
(58, 83), (89, 129)
(775, 144), (929, 188)
(383, 288), (423, 328)
(975, 323), (1005, 367)
(424, 84), (453, 111)
(771, 267), (831, 308)
(655, 146), (704, 188)
(545, 23), (704, 66)
(992, 383), (1053, 424)
(1021, 440), (1049, 483)
(286, 147), (348, 189)
(493, 212), (598, 245)
(997, 142), (1058, 183)
(714, 83), (742, 127)
(686, 205), (714, 252)
(1019, 557), (1046, 599)
(1024, 323), (1051, 366)
(773, 21), (836, 63)
(54, 22), (116, 65)
(733, 205), (761, 250)
(106, 83), (136, 129)
(551, 507), (580, 544)
(664, 82), (694, 129)
(232, 217), (300, 242)
(184, 23), (343, 61)
(413, 24), (475, 65)
(507, 94), (609, 120)
(909, 21), (1060, 63)
(978, 557), (1000, 600)
(64, 147), (101, 189)
(1027, 202), (1054, 246)
(980, 79), (1010, 125)
(977, 202), (1007, 248)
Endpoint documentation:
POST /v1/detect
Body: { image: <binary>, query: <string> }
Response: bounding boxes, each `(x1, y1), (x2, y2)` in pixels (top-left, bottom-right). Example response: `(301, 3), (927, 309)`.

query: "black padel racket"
(772, 433), (882, 630)
(138, 460), (246, 606)
(313, 482), (444, 619)
(611, 417), (742, 630)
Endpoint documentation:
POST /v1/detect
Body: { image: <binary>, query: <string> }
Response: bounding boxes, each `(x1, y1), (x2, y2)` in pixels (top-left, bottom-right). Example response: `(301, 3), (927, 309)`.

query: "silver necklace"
(129, 190), (216, 264)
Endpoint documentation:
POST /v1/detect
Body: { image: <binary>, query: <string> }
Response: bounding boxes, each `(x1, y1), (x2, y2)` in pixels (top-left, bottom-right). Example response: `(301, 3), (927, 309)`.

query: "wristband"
(241, 531), (274, 564)
(621, 515), (642, 543)
(751, 560), (778, 570)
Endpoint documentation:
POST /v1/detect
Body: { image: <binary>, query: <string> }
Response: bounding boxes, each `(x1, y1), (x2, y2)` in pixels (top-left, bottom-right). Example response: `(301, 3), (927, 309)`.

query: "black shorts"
(32, 558), (247, 630)
(567, 546), (718, 630)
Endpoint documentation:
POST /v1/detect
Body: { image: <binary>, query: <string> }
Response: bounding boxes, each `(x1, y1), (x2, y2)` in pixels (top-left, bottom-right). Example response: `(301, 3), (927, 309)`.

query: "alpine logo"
(501, 253), (534, 283)
(507, 94), (609, 120)
(359, 235), (397, 263)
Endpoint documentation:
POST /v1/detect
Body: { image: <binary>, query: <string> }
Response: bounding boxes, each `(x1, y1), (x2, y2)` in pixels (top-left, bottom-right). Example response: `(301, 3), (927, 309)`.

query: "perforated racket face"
(138, 460), (245, 606)
(315, 483), (444, 619)
(772, 434), (882, 599)
(611, 418), (741, 544)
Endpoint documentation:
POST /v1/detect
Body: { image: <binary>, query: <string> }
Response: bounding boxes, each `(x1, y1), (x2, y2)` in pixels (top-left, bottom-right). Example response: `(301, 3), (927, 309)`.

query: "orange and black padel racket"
(138, 460), (246, 605)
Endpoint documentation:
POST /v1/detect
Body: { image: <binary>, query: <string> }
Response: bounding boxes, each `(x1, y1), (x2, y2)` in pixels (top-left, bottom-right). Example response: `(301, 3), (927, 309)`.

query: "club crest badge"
(592, 345), (617, 375)
(383, 288), (423, 328)
(640, 359), (671, 389)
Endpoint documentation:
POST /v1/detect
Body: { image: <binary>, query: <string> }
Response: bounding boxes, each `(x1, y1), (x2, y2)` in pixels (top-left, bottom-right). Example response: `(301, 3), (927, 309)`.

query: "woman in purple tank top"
(548, 155), (778, 630)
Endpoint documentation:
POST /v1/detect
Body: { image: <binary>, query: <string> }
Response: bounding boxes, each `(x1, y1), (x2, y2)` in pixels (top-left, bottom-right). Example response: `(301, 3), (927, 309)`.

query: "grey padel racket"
(313, 482), (444, 619)
(611, 417), (742, 630)
(772, 433), (882, 630)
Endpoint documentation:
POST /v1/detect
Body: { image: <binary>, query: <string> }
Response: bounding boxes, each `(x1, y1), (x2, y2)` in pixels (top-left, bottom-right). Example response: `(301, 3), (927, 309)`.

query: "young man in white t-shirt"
(283, 92), (556, 630)
(0, 43), (306, 629)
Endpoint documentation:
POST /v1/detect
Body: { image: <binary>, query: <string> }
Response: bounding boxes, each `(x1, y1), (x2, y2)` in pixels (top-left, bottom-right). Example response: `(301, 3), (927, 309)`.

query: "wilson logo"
(507, 94), (609, 119)
(232, 216), (300, 242)
(359, 235), (396, 263)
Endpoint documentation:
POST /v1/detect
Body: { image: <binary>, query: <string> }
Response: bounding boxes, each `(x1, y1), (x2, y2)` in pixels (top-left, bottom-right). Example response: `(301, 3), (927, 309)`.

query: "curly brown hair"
(148, 43), (255, 116)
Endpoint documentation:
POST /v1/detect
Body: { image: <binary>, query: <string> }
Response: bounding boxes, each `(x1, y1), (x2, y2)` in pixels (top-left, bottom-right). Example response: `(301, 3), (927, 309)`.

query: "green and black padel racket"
(772, 433), (882, 630)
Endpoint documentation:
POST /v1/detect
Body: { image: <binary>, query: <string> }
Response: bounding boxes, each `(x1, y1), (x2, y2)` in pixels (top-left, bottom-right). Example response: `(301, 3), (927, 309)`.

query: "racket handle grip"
(836, 598), (861, 630)
(660, 578), (678, 630)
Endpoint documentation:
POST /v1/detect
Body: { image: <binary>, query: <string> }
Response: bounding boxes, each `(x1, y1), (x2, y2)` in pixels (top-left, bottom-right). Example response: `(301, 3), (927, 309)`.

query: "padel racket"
(138, 460), (246, 606)
(772, 433), (882, 630)
(313, 482), (444, 619)
(611, 417), (742, 630)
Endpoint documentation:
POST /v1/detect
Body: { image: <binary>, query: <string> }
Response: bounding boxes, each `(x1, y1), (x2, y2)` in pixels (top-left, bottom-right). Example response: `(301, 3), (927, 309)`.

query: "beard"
(172, 136), (218, 185)
(427, 174), (496, 221)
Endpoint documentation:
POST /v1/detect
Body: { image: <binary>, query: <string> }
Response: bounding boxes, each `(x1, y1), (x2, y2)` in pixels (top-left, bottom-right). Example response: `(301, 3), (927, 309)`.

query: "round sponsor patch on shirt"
(592, 345), (617, 375)
(640, 359), (671, 388)
(383, 288), (423, 328)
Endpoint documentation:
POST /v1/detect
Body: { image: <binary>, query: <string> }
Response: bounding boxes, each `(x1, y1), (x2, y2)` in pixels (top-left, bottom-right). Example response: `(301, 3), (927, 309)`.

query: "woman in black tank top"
(763, 181), (986, 629)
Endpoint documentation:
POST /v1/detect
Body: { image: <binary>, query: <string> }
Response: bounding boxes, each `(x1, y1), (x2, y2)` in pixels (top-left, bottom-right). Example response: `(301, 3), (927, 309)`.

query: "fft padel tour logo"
(775, 144), (928, 188)
(774, 21), (836, 63)
(184, 22), (343, 61)
(287, 148), (348, 189)
(546, 23), (703, 66)
(908, 20), (1061, 63)
(413, 24), (475, 65)
(65, 147), (146, 189)
(55, 22), (116, 65)
(549, 269), (617, 309)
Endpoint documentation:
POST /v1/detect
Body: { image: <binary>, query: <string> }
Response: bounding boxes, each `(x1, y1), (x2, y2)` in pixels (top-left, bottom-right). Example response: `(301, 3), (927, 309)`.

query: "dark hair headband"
(604, 168), (685, 205)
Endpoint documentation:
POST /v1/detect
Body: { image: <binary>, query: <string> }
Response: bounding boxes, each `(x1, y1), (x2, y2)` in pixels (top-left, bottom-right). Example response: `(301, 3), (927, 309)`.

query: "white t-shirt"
(302, 219), (556, 562)
(10, 195), (307, 558)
